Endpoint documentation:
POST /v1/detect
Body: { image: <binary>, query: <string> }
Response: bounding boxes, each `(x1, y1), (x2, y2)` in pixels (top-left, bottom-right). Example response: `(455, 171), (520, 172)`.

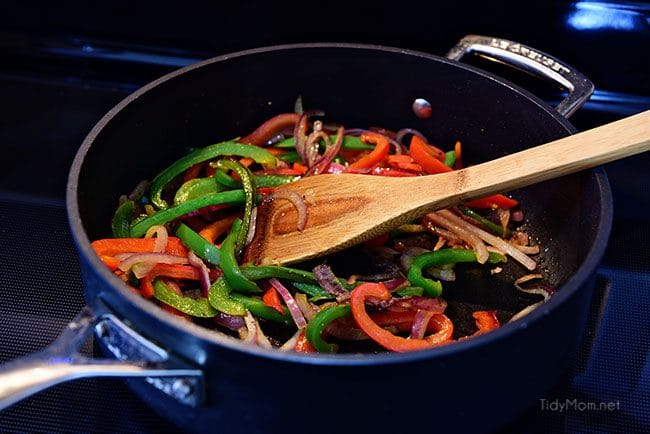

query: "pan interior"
(72, 44), (604, 352)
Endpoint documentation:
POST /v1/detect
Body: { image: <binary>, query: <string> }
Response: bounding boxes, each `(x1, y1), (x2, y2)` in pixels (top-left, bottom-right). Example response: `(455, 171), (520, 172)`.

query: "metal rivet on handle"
(412, 98), (432, 119)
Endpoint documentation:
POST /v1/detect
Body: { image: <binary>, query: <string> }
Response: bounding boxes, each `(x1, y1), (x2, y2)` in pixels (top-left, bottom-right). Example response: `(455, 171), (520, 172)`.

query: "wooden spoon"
(244, 110), (650, 266)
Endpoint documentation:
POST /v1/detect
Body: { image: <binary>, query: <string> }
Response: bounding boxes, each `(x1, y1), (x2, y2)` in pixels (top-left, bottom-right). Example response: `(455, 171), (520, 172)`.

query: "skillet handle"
(446, 34), (594, 118)
(0, 307), (204, 411)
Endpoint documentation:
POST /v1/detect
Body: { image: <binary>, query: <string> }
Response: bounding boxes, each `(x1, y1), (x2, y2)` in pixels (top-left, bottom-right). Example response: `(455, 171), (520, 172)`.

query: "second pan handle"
(446, 34), (594, 118)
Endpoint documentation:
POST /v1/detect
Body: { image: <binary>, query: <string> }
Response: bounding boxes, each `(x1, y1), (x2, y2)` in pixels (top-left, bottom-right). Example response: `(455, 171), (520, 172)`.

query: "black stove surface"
(1, 2), (649, 433)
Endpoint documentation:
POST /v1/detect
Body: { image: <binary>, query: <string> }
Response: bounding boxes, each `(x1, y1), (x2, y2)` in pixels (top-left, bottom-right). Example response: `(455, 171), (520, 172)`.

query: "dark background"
(0, 1), (649, 433)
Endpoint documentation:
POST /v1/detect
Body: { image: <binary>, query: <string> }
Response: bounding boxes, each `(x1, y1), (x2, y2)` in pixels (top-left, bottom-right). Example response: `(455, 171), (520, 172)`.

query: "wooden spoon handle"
(411, 109), (650, 207)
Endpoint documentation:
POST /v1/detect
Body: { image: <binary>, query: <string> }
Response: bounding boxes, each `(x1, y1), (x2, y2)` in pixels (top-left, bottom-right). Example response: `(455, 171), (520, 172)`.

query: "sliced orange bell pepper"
(347, 132), (390, 170)
(409, 135), (452, 174)
(198, 215), (237, 244)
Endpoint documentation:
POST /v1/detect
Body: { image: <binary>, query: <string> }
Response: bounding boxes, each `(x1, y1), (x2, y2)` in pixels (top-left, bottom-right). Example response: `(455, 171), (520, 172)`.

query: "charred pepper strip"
(129, 189), (248, 237)
(152, 278), (218, 317)
(208, 277), (246, 316)
(220, 219), (261, 293)
(111, 199), (136, 238)
(150, 141), (276, 209)
(212, 159), (255, 255)
(305, 304), (351, 353)
(176, 223), (221, 265)
(407, 249), (507, 297)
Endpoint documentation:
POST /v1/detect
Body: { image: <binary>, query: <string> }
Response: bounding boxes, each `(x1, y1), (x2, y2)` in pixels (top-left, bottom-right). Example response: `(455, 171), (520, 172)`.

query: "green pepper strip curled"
(176, 223), (221, 266)
(458, 205), (510, 237)
(150, 141), (276, 209)
(129, 189), (248, 238)
(153, 278), (218, 317)
(174, 177), (224, 205)
(208, 277), (246, 316)
(306, 304), (351, 353)
(220, 219), (261, 293)
(213, 159), (256, 255)
(407, 249), (507, 297)
(111, 199), (136, 238)
(230, 293), (292, 324)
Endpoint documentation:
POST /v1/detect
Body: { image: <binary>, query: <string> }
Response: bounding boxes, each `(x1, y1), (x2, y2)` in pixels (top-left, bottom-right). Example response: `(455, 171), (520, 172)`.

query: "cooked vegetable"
(93, 107), (546, 354)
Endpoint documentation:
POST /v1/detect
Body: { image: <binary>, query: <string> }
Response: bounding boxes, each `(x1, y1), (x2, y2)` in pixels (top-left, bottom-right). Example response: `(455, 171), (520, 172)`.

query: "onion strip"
(435, 209), (537, 271)
(268, 189), (308, 231)
(269, 278), (307, 329)
(425, 212), (490, 264)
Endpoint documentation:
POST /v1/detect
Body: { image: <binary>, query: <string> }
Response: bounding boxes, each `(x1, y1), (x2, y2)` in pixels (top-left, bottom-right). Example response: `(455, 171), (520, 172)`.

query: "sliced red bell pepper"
(347, 132), (390, 170)
(294, 330), (317, 353)
(262, 285), (285, 315)
(464, 194), (518, 209)
(350, 282), (451, 352)
(409, 135), (452, 174)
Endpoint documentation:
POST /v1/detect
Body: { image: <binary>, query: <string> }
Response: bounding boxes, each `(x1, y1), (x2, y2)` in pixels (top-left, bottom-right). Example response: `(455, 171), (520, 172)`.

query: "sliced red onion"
(294, 110), (325, 165)
(436, 209), (537, 271)
(312, 263), (350, 302)
(279, 329), (303, 351)
(304, 129), (329, 167)
(128, 180), (150, 201)
(308, 126), (344, 175)
(242, 311), (258, 345)
(188, 251), (211, 297)
(214, 312), (246, 331)
(326, 162), (346, 174)
(395, 128), (428, 145)
(294, 293), (319, 321)
(269, 278), (307, 329)
(381, 277), (407, 291)
(399, 246), (430, 273)
(118, 253), (189, 277)
(426, 211), (490, 264)
(392, 296), (447, 313)
(511, 210), (525, 222)
(265, 133), (286, 146)
(245, 207), (258, 247)
(268, 189), (308, 231)
(145, 224), (169, 253)
(410, 310), (434, 339)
